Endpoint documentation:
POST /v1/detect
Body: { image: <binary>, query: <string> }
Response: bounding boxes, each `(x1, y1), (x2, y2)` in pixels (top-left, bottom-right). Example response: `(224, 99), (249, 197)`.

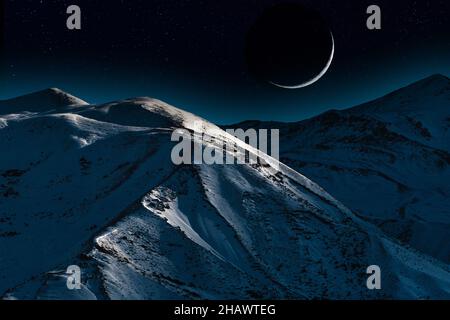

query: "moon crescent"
(270, 32), (335, 89)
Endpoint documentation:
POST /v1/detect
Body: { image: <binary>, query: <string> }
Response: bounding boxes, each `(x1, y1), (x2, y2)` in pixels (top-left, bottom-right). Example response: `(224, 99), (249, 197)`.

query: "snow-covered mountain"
(1, 82), (450, 300)
(229, 74), (450, 265)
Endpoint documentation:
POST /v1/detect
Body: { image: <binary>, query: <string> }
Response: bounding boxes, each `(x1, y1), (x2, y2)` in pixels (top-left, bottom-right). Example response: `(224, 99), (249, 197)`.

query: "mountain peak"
(413, 73), (449, 81)
(348, 73), (450, 116)
(380, 73), (450, 100)
(44, 87), (65, 94)
(24, 87), (88, 104)
(0, 88), (88, 115)
(409, 73), (450, 88)
(424, 73), (449, 81)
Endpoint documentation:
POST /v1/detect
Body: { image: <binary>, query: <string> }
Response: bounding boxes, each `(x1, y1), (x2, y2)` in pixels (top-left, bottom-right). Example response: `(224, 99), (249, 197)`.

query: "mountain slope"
(0, 88), (88, 115)
(228, 74), (450, 264)
(1, 88), (450, 299)
(348, 74), (450, 152)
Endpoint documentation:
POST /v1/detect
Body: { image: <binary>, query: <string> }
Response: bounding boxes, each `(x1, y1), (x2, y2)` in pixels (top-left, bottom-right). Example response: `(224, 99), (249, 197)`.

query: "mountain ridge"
(1, 76), (450, 299)
(225, 73), (450, 265)
(224, 73), (450, 128)
(0, 88), (88, 115)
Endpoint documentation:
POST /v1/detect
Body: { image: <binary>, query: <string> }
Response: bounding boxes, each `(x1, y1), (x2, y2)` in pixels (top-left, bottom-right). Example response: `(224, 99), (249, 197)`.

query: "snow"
(1, 81), (450, 299)
(0, 88), (88, 115)
(228, 74), (450, 265)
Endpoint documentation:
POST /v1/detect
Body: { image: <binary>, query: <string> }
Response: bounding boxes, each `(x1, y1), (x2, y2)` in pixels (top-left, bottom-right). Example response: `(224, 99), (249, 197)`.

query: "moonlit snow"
(1, 77), (450, 299)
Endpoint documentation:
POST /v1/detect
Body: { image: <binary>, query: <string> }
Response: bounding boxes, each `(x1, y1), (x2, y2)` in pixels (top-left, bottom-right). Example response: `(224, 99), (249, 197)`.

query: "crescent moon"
(270, 32), (335, 89)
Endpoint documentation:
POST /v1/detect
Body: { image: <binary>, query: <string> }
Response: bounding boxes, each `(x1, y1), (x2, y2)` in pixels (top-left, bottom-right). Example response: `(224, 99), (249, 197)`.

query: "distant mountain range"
(227, 74), (450, 265)
(1, 75), (449, 299)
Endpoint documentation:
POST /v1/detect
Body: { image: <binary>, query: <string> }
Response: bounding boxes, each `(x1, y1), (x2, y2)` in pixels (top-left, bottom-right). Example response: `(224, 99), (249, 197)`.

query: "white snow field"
(1, 80), (449, 299)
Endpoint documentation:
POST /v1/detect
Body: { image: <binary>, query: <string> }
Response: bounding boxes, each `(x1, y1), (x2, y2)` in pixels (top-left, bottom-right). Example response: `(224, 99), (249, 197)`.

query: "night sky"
(1, 0), (449, 124)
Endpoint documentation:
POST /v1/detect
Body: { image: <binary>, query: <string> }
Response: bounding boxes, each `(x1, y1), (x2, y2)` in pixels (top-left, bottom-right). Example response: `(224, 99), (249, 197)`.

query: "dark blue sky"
(1, 0), (449, 124)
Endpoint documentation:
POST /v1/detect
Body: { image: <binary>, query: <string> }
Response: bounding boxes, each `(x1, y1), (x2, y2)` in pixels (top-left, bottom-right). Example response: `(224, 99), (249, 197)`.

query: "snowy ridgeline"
(227, 74), (450, 266)
(1, 75), (450, 300)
